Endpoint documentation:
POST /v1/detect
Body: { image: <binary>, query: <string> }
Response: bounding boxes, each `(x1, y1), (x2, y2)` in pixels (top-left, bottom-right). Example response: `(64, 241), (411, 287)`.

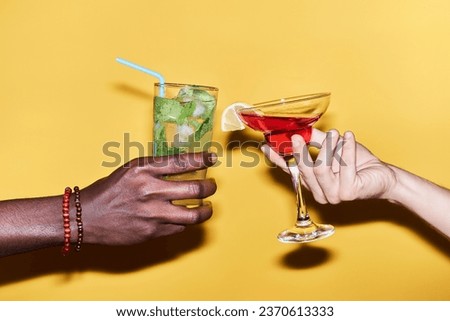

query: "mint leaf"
(178, 100), (196, 124)
(195, 115), (213, 141)
(153, 121), (167, 156)
(154, 96), (183, 123)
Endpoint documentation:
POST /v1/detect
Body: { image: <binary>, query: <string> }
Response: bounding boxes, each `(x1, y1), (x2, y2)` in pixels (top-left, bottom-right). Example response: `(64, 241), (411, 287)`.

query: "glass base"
(277, 219), (335, 243)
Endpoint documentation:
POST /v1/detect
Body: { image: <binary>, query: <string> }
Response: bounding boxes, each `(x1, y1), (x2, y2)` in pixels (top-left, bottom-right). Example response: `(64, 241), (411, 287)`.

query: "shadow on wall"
(268, 165), (450, 265)
(0, 225), (206, 287)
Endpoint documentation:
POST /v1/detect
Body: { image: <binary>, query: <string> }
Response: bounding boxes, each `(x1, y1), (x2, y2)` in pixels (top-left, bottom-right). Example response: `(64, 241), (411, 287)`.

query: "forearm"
(387, 165), (450, 239)
(0, 195), (69, 257)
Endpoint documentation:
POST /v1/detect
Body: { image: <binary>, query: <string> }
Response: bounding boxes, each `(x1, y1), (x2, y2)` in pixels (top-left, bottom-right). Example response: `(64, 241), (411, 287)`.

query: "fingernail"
(344, 131), (353, 140)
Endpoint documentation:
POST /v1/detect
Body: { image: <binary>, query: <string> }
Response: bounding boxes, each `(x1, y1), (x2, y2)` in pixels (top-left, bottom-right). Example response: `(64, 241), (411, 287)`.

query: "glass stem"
(286, 157), (310, 224)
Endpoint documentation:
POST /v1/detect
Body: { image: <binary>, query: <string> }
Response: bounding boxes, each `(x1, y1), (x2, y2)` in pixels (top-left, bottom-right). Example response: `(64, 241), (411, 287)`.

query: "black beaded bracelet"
(74, 186), (83, 252)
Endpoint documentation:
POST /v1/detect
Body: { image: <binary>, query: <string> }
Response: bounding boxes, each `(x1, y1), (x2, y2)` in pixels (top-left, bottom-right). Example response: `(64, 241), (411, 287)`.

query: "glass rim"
(154, 82), (219, 92)
(253, 92), (330, 108)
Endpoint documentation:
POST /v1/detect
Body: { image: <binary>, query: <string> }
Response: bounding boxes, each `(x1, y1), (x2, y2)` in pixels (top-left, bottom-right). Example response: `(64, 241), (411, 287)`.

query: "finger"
(161, 178), (217, 201)
(157, 201), (213, 225)
(292, 134), (314, 174)
(310, 128), (327, 147)
(314, 130), (339, 177)
(314, 130), (341, 203)
(261, 144), (288, 171)
(291, 134), (328, 204)
(151, 224), (186, 238)
(147, 152), (218, 176)
(331, 136), (344, 173)
(339, 131), (357, 199)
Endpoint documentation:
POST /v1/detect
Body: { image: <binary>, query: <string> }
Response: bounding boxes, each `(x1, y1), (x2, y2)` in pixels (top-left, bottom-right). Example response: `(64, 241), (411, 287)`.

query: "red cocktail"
(238, 113), (321, 156)
(236, 93), (334, 243)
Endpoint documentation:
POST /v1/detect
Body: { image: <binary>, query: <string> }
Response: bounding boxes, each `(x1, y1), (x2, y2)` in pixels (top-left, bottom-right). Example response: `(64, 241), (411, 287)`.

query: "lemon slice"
(221, 102), (252, 131)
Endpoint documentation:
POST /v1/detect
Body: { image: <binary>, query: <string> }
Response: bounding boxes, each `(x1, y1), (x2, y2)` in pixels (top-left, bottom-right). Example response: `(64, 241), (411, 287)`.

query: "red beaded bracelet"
(74, 186), (83, 252)
(62, 187), (72, 256)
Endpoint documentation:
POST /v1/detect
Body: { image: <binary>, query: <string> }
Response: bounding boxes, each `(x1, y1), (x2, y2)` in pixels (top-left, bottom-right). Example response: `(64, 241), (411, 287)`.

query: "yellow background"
(0, 0), (449, 300)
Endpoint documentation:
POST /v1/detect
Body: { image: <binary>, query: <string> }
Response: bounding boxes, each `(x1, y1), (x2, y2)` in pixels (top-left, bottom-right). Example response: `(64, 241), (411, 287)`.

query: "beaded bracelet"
(62, 187), (72, 256)
(74, 186), (83, 252)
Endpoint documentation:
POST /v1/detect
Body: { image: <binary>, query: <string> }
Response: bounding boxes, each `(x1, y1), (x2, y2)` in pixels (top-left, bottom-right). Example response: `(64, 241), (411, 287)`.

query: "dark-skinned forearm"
(0, 195), (74, 257)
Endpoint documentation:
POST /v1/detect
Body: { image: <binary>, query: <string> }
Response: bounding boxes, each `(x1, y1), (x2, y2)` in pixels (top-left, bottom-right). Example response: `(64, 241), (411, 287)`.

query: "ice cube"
(176, 124), (194, 142)
(192, 101), (206, 117)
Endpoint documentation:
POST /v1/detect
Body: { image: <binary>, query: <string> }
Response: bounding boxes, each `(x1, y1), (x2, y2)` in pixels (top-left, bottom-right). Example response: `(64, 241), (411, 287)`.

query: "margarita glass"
(237, 93), (334, 243)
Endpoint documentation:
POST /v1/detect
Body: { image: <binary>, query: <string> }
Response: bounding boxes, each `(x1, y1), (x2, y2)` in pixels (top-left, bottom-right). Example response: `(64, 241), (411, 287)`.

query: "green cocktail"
(153, 83), (218, 206)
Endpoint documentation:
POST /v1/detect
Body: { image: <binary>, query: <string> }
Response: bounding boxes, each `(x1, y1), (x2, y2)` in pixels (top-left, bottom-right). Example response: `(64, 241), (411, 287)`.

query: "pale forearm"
(0, 196), (67, 257)
(387, 165), (450, 239)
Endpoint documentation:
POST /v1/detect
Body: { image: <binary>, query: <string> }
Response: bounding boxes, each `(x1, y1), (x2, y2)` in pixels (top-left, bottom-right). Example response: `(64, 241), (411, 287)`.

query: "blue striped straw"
(116, 57), (165, 96)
